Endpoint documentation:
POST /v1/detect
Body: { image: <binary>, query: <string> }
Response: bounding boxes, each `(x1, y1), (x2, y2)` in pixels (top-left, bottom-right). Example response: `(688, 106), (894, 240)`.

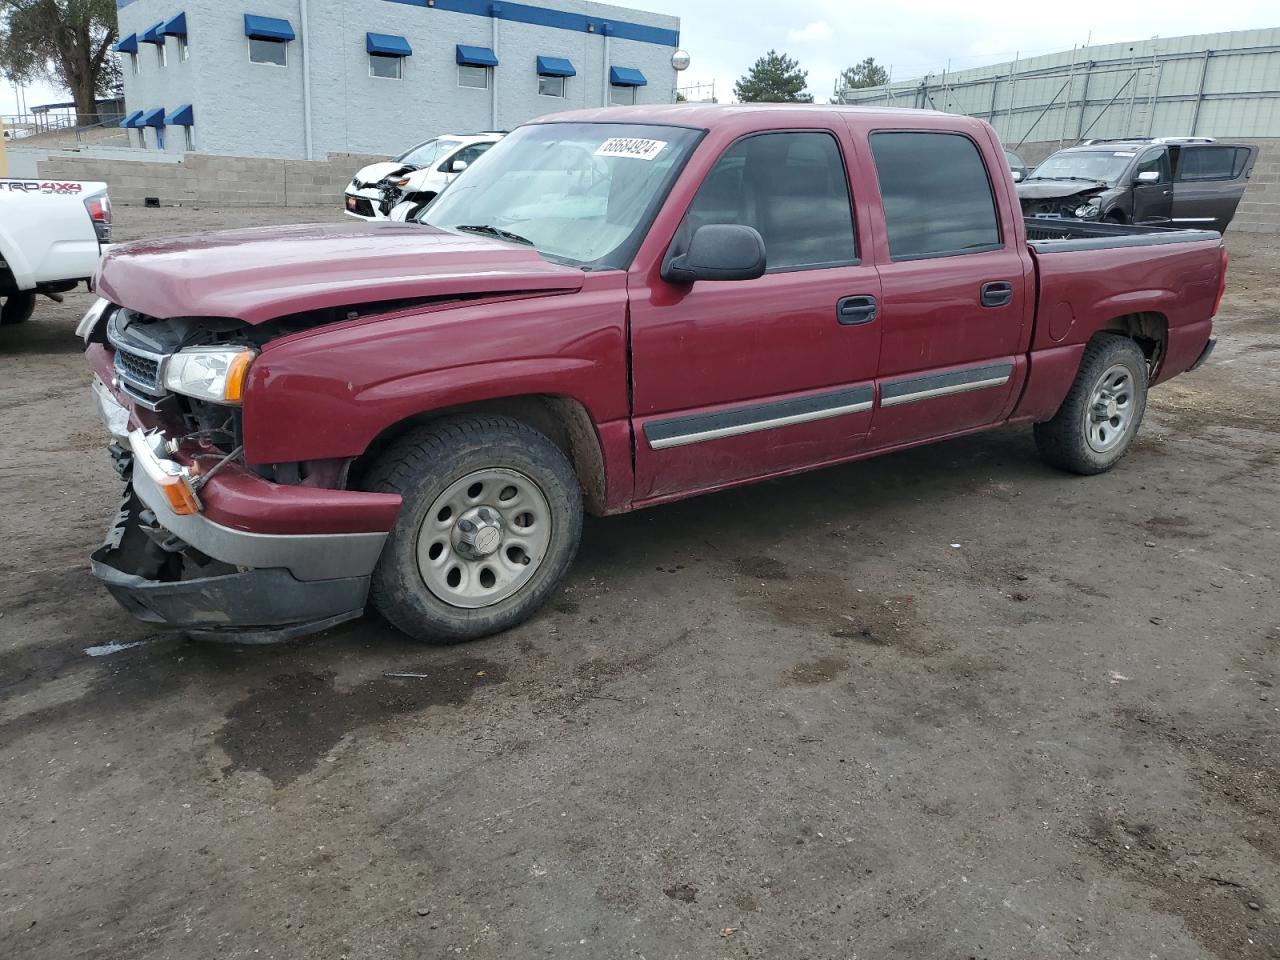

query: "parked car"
(1017, 137), (1256, 232)
(1004, 148), (1029, 182)
(0, 177), (110, 325)
(344, 133), (503, 221)
(82, 106), (1225, 646)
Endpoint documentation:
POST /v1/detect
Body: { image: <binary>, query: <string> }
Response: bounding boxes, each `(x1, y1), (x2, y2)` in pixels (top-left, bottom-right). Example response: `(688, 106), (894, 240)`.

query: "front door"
(857, 128), (1032, 449)
(1132, 146), (1174, 224)
(629, 129), (882, 502)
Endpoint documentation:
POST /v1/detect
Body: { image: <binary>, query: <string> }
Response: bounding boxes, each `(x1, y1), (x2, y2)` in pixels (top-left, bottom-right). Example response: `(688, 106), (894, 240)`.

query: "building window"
(129, 52), (139, 75)
(178, 37), (189, 61)
(458, 64), (489, 89)
(156, 42), (167, 67)
(610, 84), (636, 106)
(538, 75), (565, 98)
(369, 53), (402, 79)
(249, 37), (287, 66)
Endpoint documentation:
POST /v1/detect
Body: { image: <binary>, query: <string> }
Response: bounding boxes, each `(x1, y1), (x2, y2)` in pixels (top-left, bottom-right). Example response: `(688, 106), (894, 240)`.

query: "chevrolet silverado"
(81, 105), (1226, 644)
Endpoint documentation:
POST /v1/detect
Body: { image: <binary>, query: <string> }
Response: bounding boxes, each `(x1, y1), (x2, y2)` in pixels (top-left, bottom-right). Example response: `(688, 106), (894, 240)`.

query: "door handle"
(837, 295), (877, 325)
(980, 281), (1014, 308)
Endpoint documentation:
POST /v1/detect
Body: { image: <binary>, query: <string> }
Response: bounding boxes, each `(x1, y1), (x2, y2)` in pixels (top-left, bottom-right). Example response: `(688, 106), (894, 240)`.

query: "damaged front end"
(83, 304), (401, 642)
(1016, 180), (1113, 221)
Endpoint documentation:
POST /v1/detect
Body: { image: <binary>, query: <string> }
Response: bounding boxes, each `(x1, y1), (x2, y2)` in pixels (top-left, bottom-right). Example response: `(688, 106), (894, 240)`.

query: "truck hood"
(1016, 179), (1109, 201)
(95, 222), (585, 325)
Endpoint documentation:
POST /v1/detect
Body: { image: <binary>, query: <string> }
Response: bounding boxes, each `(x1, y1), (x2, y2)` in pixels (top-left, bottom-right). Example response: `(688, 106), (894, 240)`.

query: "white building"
(113, 0), (681, 159)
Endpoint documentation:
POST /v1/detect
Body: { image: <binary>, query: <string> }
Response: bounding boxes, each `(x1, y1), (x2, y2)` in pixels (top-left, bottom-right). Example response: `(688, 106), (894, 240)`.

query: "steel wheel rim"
(416, 468), (553, 610)
(1084, 363), (1136, 454)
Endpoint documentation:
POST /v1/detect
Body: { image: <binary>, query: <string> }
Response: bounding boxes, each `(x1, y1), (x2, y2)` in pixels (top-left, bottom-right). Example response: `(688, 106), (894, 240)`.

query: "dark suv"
(1017, 137), (1256, 233)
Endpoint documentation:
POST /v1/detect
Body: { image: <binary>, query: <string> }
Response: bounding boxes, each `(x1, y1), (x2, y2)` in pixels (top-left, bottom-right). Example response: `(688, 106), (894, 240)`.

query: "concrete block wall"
(1018, 137), (1280, 234)
(36, 151), (385, 207)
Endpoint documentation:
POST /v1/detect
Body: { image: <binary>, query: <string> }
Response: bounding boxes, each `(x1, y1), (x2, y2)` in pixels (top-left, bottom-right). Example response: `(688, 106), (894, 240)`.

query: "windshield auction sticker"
(595, 138), (669, 161)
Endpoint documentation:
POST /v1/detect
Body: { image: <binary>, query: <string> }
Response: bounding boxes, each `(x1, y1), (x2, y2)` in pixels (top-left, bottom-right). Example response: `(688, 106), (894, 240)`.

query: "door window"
(1135, 148), (1171, 183)
(439, 142), (493, 172)
(869, 132), (1001, 261)
(1177, 146), (1246, 181)
(684, 131), (856, 271)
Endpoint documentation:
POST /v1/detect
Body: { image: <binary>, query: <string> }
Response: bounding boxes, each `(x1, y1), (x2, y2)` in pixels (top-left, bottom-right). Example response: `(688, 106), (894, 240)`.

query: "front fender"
(240, 276), (631, 465)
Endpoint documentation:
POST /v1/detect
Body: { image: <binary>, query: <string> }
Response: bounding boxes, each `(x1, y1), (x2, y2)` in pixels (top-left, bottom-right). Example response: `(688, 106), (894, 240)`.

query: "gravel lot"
(2, 205), (1277, 960)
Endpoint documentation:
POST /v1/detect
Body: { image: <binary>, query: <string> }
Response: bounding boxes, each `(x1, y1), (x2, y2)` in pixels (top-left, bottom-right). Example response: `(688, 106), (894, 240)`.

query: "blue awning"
(610, 66), (647, 87)
(456, 44), (498, 67)
(120, 111), (143, 129)
(366, 32), (412, 57)
(140, 107), (167, 128)
(141, 22), (165, 44)
(244, 14), (295, 42)
(162, 13), (187, 37)
(536, 56), (575, 77)
(166, 104), (194, 126)
(115, 33), (139, 54)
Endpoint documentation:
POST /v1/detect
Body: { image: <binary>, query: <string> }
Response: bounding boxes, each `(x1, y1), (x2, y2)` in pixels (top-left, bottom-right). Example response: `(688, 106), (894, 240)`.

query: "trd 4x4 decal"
(0, 180), (84, 194)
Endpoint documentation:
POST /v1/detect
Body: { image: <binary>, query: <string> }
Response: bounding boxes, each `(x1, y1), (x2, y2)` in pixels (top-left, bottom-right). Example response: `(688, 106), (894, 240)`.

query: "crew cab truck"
(1, 178), (111, 325)
(81, 105), (1225, 644)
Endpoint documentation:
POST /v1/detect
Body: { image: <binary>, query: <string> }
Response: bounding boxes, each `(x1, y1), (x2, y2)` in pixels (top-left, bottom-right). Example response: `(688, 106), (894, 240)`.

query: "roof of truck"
(532, 103), (971, 132)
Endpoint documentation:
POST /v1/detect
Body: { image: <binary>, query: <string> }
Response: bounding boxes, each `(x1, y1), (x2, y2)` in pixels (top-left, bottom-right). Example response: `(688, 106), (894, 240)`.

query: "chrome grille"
(114, 347), (161, 391)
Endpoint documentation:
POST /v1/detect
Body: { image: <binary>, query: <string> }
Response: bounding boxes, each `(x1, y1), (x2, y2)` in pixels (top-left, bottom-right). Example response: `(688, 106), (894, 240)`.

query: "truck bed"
(1024, 217), (1221, 252)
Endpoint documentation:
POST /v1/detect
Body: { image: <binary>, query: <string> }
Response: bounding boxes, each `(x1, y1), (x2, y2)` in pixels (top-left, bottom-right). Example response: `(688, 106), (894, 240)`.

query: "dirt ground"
(2, 205), (1277, 960)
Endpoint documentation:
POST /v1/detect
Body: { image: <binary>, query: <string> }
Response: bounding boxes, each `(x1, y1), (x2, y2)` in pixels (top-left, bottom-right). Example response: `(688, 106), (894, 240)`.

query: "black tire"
(0, 291), (36, 326)
(1034, 335), (1149, 475)
(364, 415), (583, 644)
(1105, 210), (1127, 224)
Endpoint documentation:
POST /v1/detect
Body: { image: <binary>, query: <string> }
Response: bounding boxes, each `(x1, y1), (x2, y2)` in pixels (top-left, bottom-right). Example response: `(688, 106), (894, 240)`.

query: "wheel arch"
(350, 393), (609, 515)
(1094, 311), (1168, 373)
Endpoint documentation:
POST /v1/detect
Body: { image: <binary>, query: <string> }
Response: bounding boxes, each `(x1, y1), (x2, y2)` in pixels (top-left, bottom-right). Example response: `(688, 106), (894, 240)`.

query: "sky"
(2, 0), (1275, 115)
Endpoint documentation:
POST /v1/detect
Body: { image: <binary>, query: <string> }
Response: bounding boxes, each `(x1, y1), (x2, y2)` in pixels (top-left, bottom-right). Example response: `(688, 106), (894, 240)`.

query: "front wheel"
(364, 415), (583, 644)
(1034, 335), (1149, 475)
(0, 291), (36, 326)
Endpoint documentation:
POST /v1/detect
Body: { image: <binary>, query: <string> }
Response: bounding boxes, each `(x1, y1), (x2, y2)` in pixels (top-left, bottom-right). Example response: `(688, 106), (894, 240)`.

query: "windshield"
(398, 138), (461, 168)
(1029, 150), (1134, 185)
(421, 122), (703, 269)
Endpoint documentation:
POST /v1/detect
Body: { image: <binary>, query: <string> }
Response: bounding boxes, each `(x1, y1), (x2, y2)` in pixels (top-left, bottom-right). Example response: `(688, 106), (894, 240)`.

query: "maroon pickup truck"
(81, 105), (1225, 644)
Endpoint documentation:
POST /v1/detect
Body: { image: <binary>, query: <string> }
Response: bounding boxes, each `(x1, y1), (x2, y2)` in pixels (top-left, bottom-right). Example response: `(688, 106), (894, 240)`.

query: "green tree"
(0, 0), (119, 123)
(734, 50), (813, 104)
(838, 57), (889, 91)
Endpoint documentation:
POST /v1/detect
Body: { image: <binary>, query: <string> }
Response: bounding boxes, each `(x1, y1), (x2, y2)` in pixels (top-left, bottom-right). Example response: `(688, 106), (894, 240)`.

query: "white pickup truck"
(0, 178), (111, 325)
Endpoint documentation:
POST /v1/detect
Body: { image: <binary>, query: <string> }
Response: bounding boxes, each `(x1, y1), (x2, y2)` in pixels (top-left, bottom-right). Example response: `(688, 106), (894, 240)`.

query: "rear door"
(1172, 144), (1257, 232)
(628, 128), (882, 502)
(858, 128), (1032, 449)
(1131, 146), (1173, 224)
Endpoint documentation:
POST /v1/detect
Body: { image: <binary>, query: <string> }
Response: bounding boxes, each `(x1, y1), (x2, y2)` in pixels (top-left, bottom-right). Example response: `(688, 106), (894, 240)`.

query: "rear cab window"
(869, 131), (1001, 260)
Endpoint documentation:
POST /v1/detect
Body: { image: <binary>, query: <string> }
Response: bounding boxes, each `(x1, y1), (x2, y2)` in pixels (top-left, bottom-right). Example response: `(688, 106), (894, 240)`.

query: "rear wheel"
(1034, 335), (1149, 475)
(364, 415), (583, 643)
(0, 291), (36, 326)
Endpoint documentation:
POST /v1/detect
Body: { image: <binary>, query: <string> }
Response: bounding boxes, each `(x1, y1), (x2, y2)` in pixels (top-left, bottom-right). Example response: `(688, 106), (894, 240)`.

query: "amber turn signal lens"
(224, 352), (254, 403)
(155, 472), (202, 516)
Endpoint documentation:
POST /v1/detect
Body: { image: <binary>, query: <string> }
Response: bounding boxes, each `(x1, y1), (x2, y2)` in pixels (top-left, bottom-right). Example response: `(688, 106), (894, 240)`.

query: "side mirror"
(1011, 169), (1024, 182)
(662, 224), (767, 285)
(450, 159), (469, 173)
(1136, 170), (1160, 183)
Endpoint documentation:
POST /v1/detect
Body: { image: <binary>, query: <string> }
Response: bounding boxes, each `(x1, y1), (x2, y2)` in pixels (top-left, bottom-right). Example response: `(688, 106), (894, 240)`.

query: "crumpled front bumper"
(89, 377), (397, 642)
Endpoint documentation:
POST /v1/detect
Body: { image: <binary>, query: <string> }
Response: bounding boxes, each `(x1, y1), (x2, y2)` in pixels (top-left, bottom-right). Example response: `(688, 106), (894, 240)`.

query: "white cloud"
(788, 21), (835, 44)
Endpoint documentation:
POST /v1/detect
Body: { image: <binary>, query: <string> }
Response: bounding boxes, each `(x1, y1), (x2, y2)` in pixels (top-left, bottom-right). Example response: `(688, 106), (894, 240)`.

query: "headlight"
(1074, 201), (1102, 219)
(394, 178), (411, 188)
(162, 347), (256, 405)
(77, 298), (111, 343)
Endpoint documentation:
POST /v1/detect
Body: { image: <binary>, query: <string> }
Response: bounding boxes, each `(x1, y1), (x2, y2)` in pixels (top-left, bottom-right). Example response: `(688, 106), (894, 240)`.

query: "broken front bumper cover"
(90, 387), (394, 642)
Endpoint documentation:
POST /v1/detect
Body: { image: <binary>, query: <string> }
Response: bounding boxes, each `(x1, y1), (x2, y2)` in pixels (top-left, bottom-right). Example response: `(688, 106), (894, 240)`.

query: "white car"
(0, 178), (110, 325)
(344, 133), (503, 221)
